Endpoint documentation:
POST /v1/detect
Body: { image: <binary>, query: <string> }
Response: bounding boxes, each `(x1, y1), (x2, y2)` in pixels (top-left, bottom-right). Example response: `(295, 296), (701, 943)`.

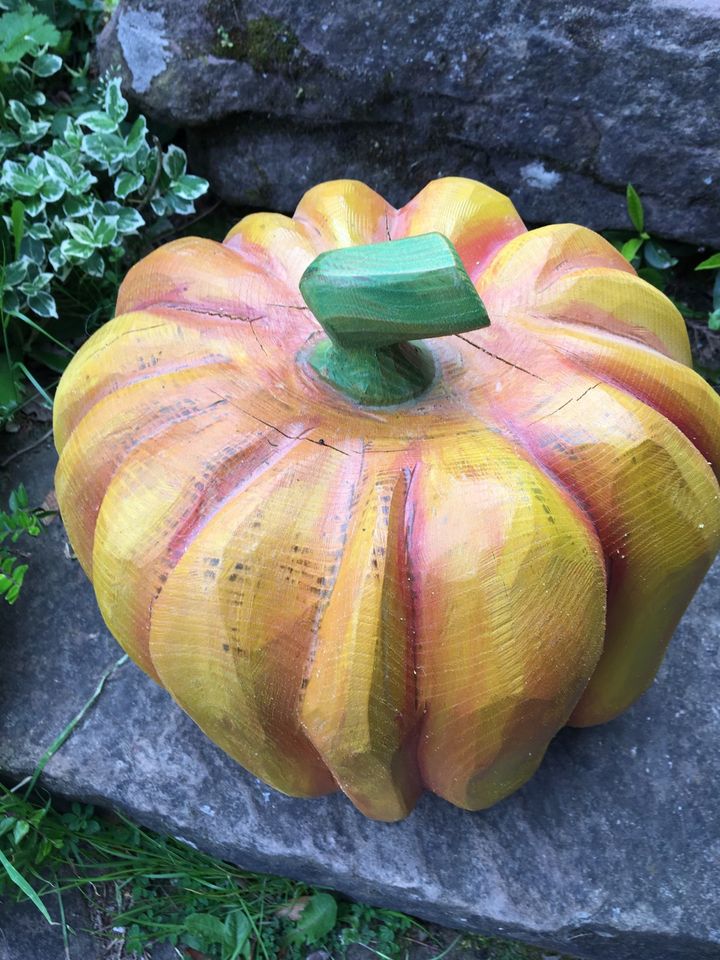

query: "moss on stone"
(211, 14), (300, 72)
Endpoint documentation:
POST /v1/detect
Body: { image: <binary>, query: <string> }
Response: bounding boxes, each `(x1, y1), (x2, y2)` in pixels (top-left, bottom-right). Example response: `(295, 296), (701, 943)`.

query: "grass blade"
(0, 848), (53, 923)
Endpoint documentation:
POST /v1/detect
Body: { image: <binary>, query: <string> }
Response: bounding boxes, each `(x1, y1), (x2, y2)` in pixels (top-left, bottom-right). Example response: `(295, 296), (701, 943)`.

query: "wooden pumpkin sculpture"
(54, 178), (720, 821)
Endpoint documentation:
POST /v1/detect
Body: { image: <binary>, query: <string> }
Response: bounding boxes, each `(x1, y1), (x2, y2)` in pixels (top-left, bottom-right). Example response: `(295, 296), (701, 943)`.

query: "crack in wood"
(455, 334), (547, 381)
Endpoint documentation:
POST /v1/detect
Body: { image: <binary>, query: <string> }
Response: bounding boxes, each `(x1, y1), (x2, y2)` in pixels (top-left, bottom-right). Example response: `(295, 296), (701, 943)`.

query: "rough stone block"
(96, 0), (720, 246)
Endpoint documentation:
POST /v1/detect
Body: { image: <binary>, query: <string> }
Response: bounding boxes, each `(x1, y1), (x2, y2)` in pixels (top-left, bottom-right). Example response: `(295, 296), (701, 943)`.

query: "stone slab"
(97, 0), (720, 247)
(1, 433), (719, 960)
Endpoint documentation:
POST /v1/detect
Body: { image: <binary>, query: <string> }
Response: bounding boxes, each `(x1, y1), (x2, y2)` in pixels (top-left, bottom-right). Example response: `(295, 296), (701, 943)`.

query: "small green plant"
(0, 482), (46, 603)
(0, 1), (209, 423)
(696, 251), (720, 331)
(617, 184), (678, 289)
(217, 25), (235, 50)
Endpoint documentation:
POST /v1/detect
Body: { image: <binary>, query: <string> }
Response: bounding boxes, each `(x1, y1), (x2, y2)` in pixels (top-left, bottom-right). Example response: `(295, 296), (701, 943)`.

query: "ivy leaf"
(2, 158), (45, 197)
(104, 78), (128, 125)
(162, 144), (187, 180)
(166, 192), (195, 216)
(114, 171), (144, 199)
(82, 251), (106, 278)
(92, 216), (118, 247)
(0, 130), (22, 153)
(27, 291), (58, 318)
(32, 53), (63, 77)
(7, 100), (32, 126)
(66, 222), (95, 246)
(60, 237), (94, 261)
(19, 119), (51, 145)
(171, 173), (208, 201)
(81, 131), (127, 170)
(626, 183), (644, 234)
(39, 176), (65, 203)
(77, 109), (118, 133)
(115, 206), (145, 234)
(124, 115), (147, 157)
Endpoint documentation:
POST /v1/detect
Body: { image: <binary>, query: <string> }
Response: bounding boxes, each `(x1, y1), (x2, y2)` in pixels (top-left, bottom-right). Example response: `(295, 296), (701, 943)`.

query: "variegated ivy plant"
(0, 1), (208, 420)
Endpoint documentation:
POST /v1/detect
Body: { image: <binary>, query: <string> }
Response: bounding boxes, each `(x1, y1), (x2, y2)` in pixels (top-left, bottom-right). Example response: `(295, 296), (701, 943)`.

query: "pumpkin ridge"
(300, 450), (423, 820)
(56, 374), (238, 577)
(513, 384), (720, 725)
(97, 423), (308, 678)
(532, 327), (720, 480)
(55, 356), (234, 451)
(148, 442), (364, 797)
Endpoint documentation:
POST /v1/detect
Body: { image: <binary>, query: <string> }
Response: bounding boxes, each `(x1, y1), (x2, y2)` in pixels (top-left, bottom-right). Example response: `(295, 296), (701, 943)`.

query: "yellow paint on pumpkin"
(300, 458), (421, 820)
(408, 433), (605, 809)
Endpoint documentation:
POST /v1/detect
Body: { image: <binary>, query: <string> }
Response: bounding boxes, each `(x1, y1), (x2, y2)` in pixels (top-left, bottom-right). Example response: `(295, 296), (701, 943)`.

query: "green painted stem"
(299, 232), (490, 405)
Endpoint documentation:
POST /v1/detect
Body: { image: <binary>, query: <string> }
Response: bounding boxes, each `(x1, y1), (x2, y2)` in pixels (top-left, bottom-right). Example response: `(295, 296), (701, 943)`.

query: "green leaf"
(32, 52), (63, 77)
(638, 265), (667, 291)
(124, 115), (147, 156)
(171, 173), (208, 201)
(114, 171), (144, 199)
(115, 206), (144, 234)
(43, 152), (75, 186)
(12, 819), (30, 845)
(621, 237), (644, 262)
(80, 131), (127, 170)
(696, 252), (720, 271)
(81, 251), (105, 278)
(10, 200), (24, 258)
(0, 130), (22, 153)
(92, 216), (118, 247)
(63, 196), (94, 218)
(39, 176), (65, 203)
(709, 309), (720, 332)
(104, 78), (128, 125)
(286, 893), (337, 946)
(8, 100), (31, 126)
(162, 144), (187, 180)
(223, 910), (251, 960)
(0, 9), (60, 65)
(2, 158), (45, 196)
(166, 191), (195, 216)
(19, 119), (52, 145)
(66, 222), (95, 245)
(626, 183), (644, 234)
(47, 245), (65, 271)
(644, 239), (677, 270)
(3, 259), (27, 287)
(185, 912), (227, 945)
(0, 849), (52, 923)
(60, 237), (94, 261)
(27, 291), (58, 319)
(77, 109), (118, 133)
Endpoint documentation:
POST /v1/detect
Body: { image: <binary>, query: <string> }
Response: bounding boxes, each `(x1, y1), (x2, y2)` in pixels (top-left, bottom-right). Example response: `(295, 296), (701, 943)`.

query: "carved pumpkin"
(54, 178), (720, 821)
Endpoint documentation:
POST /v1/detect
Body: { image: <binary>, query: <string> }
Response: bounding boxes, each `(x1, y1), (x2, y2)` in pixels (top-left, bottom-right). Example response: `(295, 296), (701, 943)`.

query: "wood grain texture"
(54, 177), (720, 820)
